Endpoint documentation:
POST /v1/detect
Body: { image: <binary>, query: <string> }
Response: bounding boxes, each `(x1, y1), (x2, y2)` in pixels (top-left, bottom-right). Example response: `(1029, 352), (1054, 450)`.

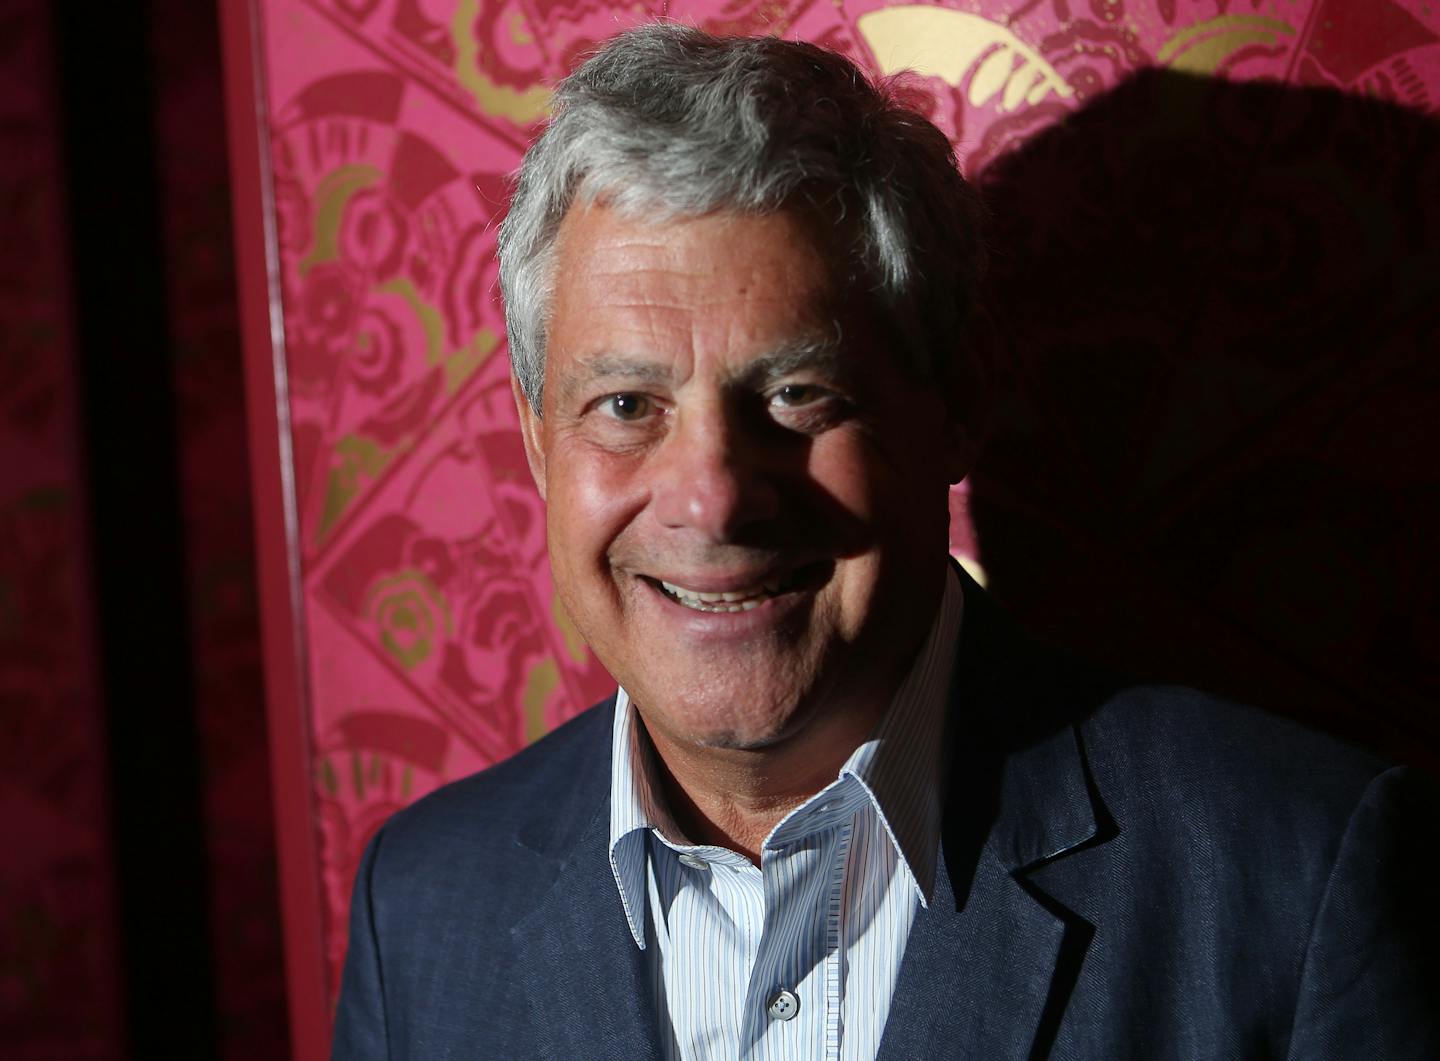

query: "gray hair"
(497, 23), (985, 414)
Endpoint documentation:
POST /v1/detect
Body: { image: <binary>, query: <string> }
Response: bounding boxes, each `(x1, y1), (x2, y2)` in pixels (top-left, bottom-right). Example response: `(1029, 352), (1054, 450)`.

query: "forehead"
(552, 200), (837, 286)
(546, 203), (846, 351)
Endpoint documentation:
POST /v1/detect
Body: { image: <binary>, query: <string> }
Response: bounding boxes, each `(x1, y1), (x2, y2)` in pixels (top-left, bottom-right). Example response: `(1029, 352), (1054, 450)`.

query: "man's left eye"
(771, 384), (822, 407)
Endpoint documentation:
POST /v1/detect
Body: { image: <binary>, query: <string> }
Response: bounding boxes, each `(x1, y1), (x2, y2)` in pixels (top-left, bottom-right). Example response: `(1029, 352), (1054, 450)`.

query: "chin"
(626, 676), (803, 749)
(679, 686), (828, 752)
(687, 723), (793, 753)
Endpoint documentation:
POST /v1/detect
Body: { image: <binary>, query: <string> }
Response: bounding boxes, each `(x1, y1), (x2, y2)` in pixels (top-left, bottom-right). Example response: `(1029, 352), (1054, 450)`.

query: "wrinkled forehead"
(563, 200), (817, 278)
(542, 202), (902, 397)
(550, 195), (874, 330)
(569, 173), (863, 267)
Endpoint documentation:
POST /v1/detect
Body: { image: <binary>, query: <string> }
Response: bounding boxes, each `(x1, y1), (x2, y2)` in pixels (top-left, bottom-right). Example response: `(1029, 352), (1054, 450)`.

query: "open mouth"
(647, 565), (816, 613)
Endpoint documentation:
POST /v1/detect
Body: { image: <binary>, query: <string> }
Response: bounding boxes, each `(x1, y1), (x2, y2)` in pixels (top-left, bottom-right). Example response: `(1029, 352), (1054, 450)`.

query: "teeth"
(658, 574), (794, 611)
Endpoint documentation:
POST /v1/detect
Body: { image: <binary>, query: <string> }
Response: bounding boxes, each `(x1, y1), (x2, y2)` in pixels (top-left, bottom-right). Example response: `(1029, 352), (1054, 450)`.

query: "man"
(333, 25), (1437, 1060)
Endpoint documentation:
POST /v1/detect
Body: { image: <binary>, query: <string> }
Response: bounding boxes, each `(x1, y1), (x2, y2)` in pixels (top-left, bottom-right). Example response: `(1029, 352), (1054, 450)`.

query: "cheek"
(807, 428), (950, 564)
(546, 447), (647, 574)
(804, 436), (885, 536)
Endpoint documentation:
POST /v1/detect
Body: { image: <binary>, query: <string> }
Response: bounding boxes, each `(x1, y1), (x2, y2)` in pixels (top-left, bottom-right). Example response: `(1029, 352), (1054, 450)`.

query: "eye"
(599, 393), (652, 421)
(771, 383), (823, 407)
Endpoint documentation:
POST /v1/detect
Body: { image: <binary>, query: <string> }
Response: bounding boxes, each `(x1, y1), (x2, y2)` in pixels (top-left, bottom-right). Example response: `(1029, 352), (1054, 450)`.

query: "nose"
(650, 399), (781, 542)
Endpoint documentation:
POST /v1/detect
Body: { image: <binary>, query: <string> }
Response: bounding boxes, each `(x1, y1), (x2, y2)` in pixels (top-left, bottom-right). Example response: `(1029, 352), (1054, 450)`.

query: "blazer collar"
(877, 568), (1113, 1060)
(948, 566), (1105, 875)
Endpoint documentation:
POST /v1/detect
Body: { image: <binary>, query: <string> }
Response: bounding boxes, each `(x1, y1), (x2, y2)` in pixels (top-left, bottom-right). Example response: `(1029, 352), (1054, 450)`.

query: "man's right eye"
(599, 393), (652, 421)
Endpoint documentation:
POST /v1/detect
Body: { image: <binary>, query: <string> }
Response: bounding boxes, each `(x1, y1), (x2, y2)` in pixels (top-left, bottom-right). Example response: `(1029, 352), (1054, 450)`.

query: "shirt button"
(767, 989), (799, 1021)
(677, 853), (709, 871)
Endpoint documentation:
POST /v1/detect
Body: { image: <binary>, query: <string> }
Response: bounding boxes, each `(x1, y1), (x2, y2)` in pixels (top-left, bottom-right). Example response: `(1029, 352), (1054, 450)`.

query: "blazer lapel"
(877, 841), (1068, 1061)
(876, 573), (1115, 1059)
(499, 705), (663, 1061)
(876, 727), (1101, 1061)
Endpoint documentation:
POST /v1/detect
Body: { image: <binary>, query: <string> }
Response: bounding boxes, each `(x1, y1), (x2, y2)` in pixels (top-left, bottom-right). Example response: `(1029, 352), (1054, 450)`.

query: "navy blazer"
(333, 579), (1439, 1059)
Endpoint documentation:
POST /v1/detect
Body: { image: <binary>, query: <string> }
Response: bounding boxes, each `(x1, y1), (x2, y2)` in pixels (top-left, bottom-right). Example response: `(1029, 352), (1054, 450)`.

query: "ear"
(511, 370), (548, 501)
(942, 419), (976, 486)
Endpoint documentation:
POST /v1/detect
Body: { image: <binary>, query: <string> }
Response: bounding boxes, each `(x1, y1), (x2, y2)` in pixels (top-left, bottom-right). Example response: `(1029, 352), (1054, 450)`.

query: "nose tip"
(668, 466), (780, 541)
(652, 411), (780, 541)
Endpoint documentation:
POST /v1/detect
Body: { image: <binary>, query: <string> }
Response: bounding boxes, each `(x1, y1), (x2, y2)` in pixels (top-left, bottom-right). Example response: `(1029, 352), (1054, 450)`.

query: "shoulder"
(364, 696), (615, 891)
(398, 694), (613, 822)
(333, 698), (621, 1050)
(1074, 684), (1414, 889)
(1077, 686), (1440, 1050)
(1081, 684), (1389, 814)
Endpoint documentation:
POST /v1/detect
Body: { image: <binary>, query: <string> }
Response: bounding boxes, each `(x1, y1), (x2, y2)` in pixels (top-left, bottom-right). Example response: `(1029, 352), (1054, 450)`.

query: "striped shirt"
(608, 568), (964, 1061)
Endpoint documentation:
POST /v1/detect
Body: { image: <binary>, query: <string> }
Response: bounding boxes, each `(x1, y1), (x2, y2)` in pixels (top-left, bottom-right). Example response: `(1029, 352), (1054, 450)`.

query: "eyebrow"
(738, 336), (846, 387)
(568, 354), (674, 388)
(566, 335), (846, 395)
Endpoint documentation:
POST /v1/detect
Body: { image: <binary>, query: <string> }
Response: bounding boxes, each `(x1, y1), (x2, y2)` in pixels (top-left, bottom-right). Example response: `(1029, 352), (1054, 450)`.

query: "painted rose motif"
(337, 187), (409, 282)
(350, 304), (407, 395)
(441, 577), (549, 736)
(453, 0), (553, 125)
(290, 262), (364, 391)
(364, 568), (451, 670)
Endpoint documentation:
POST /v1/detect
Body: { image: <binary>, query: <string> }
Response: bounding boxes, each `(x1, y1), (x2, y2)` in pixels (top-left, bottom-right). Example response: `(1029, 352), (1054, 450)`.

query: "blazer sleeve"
(1286, 765), (1440, 1060)
(332, 827), (390, 1061)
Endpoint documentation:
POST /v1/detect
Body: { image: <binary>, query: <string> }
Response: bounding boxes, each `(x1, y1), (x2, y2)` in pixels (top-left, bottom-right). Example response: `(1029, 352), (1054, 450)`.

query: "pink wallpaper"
(229, 0), (1440, 1052)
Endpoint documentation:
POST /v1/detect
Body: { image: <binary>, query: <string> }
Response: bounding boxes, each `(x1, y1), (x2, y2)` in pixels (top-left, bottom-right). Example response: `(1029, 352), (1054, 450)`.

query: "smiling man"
(332, 25), (1437, 1061)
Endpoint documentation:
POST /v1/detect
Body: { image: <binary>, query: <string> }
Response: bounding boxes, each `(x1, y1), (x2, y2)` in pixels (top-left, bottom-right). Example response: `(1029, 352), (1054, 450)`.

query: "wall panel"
(222, 2), (1440, 1055)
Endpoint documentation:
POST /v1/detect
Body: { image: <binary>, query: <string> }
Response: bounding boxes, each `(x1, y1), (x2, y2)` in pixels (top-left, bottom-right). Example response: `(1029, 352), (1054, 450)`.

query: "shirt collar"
(608, 566), (964, 948)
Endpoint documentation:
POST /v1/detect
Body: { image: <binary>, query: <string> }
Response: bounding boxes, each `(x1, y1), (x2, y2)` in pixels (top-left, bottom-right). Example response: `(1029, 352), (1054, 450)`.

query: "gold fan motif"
(1157, 14), (1295, 75)
(858, 6), (1073, 112)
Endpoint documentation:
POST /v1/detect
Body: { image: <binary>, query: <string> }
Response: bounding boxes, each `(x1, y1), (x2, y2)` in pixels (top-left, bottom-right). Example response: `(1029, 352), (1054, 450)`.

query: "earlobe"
(511, 371), (548, 501)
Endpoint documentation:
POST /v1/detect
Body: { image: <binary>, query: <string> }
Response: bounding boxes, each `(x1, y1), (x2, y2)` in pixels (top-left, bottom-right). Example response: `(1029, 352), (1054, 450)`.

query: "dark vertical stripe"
(51, 2), (218, 1055)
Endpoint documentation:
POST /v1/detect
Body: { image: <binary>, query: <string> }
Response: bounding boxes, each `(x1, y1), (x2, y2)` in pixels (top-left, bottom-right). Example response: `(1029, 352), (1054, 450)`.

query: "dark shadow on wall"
(969, 69), (1440, 775)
